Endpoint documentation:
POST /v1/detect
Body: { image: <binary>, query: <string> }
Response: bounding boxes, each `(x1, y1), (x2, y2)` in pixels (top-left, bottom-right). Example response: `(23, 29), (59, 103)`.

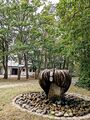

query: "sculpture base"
(13, 92), (90, 120)
(48, 83), (64, 100)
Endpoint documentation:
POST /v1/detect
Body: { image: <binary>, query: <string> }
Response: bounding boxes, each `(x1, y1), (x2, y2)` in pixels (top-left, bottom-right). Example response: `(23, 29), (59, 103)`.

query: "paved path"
(0, 77), (78, 89)
(0, 82), (33, 89)
(0, 80), (38, 89)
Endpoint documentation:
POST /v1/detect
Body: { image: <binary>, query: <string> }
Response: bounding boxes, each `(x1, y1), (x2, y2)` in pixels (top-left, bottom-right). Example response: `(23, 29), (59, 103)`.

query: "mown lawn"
(0, 79), (90, 120)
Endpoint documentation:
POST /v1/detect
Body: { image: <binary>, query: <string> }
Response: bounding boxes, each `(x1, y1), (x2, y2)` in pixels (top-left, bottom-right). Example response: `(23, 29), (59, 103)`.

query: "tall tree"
(10, 0), (41, 79)
(0, 1), (13, 79)
(57, 0), (90, 89)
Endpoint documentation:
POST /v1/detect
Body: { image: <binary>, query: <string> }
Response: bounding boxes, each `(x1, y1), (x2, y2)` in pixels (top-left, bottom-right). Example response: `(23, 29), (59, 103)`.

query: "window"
(23, 69), (25, 72)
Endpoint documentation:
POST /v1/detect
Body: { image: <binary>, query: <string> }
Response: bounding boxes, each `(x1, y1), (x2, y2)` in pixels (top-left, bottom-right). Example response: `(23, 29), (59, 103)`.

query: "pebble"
(64, 113), (69, 117)
(36, 98), (41, 103)
(65, 105), (69, 109)
(56, 101), (61, 105)
(46, 106), (50, 110)
(44, 99), (49, 104)
(24, 105), (29, 109)
(50, 111), (55, 115)
(31, 108), (38, 112)
(53, 103), (57, 107)
(36, 109), (42, 113)
(68, 112), (73, 117)
(15, 92), (90, 117)
(42, 108), (47, 114)
(55, 112), (64, 117)
(22, 104), (26, 108)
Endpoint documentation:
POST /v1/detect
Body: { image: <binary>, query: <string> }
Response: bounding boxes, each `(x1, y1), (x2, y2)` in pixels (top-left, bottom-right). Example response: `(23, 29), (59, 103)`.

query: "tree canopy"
(0, 0), (90, 89)
(57, 0), (90, 89)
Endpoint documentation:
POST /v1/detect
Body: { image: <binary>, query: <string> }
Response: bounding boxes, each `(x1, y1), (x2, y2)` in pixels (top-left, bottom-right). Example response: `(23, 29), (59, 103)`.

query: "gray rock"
(22, 104), (26, 108)
(68, 112), (73, 117)
(44, 99), (49, 104)
(42, 108), (47, 114)
(14, 92), (90, 118)
(55, 112), (64, 117)
(24, 105), (29, 109)
(36, 109), (43, 113)
(50, 111), (55, 115)
(46, 106), (50, 110)
(64, 113), (69, 117)
(61, 106), (65, 111)
(56, 101), (61, 105)
(36, 98), (41, 102)
(65, 105), (69, 109)
(31, 108), (38, 112)
(52, 103), (57, 107)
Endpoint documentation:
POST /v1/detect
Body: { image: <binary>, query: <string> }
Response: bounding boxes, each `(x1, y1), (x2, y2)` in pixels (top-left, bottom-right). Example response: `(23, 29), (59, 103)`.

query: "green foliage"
(57, 0), (90, 89)
(1, 0), (89, 83)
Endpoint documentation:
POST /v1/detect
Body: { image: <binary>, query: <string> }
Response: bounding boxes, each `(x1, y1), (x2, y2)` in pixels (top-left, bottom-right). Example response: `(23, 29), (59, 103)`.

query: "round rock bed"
(13, 92), (90, 120)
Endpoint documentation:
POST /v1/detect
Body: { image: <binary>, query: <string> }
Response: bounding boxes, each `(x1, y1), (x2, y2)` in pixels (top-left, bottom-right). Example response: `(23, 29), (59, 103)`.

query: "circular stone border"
(12, 92), (90, 120)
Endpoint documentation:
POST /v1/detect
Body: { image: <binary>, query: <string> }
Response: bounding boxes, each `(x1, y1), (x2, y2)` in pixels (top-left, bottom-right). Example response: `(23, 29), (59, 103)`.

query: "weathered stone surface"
(48, 83), (61, 100)
(39, 69), (71, 98)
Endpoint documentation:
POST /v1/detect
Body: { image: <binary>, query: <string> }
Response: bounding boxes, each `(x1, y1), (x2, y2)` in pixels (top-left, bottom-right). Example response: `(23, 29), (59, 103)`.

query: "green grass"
(0, 79), (90, 120)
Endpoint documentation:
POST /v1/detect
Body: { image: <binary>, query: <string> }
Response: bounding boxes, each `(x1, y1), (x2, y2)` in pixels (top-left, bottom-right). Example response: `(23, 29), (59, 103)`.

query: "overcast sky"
(48, 0), (59, 4)
(37, 0), (59, 13)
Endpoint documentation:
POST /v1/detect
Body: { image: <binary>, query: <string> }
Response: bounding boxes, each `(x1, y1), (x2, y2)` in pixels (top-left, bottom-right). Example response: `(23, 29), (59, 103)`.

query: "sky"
(48, 0), (59, 4)
(37, 0), (59, 13)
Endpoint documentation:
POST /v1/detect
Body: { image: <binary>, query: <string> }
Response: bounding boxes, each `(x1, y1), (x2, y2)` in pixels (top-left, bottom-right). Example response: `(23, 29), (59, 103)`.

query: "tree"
(57, 0), (90, 89)
(9, 0), (41, 80)
(0, 1), (13, 79)
(38, 4), (59, 69)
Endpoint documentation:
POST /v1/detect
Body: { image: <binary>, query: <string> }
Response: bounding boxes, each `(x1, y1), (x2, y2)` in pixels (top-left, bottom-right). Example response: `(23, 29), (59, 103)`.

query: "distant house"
(0, 60), (34, 76)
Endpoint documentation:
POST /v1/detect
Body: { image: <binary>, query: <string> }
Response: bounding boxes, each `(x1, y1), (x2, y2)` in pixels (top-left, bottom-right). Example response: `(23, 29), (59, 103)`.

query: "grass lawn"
(0, 79), (90, 120)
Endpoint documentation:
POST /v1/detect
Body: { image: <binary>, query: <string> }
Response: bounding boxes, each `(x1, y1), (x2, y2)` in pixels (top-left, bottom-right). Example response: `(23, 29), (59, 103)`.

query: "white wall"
(0, 67), (35, 77)
(8, 67), (11, 75)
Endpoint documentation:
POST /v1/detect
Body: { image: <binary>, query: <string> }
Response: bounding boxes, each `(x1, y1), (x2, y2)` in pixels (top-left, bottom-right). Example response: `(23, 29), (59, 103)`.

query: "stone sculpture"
(39, 69), (71, 99)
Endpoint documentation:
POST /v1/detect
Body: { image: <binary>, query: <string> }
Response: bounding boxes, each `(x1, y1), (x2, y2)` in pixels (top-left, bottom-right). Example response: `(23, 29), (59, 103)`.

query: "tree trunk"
(17, 55), (22, 80)
(59, 63), (62, 69)
(44, 51), (47, 69)
(37, 52), (42, 79)
(2, 41), (8, 79)
(4, 55), (8, 79)
(62, 57), (66, 69)
(66, 57), (69, 69)
(3, 56), (8, 79)
(35, 70), (37, 79)
(24, 53), (29, 79)
(53, 55), (55, 69)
